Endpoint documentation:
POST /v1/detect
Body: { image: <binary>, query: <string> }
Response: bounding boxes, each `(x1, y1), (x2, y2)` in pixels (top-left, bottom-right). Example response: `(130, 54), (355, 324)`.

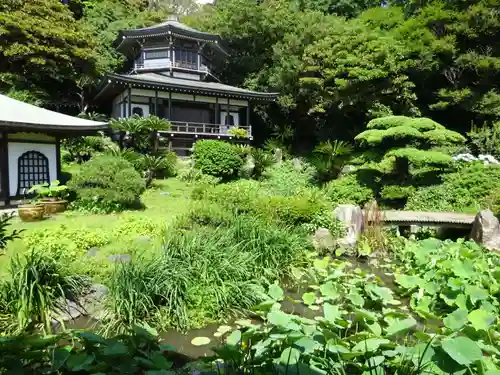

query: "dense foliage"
(192, 140), (244, 180)
(0, 0), (498, 146)
(0, 325), (176, 373)
(211, 238), (500, 374)
(68, 154), (146, 213)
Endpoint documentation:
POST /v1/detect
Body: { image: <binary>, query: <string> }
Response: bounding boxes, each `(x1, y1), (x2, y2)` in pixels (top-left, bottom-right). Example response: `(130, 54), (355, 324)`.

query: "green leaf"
(466, 285), (489, 305)
(279, 347), (301, 365)
(320, 281), (339, 300)
(268, 311), (292, 326)
(302, 292), (316, 306)
(352, 338), (390, 353)
(468, 309), (496, 331)
(366, 321), (382, 336)
(443, 309), (468, 331)
(348, 291), (365, 307)
(102, 342), (129, 356)
(226, 330), (241, 346)
(395, 274), (421, 289)
(323, 303), (341, 324)
(385, 317), (417, 336)
(269, 283), (284, 301)
(52, 346), (72, 371)
(441, 337), (483, 366)
(295, 337), (319, 354)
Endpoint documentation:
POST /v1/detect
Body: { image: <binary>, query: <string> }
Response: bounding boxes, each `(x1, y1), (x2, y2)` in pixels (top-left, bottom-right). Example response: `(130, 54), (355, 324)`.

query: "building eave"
(95, 74), (278, 102)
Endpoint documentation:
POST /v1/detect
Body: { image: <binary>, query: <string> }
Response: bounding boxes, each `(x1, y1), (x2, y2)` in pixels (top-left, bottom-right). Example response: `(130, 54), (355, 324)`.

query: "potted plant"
(17, 190), (45, 222)
(28, 180), (69, 215)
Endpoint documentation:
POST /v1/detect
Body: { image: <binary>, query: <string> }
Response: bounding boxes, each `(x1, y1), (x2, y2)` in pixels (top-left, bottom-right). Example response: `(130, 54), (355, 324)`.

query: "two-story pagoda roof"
(114, 15), (227, 55)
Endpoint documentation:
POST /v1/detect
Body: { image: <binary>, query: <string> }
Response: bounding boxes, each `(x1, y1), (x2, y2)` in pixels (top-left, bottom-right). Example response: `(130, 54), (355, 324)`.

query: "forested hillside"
(1, 0), (499, 149)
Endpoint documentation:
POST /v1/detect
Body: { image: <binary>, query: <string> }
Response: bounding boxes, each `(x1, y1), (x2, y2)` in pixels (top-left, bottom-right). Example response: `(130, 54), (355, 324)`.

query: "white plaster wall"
(8, 142), (57, 196)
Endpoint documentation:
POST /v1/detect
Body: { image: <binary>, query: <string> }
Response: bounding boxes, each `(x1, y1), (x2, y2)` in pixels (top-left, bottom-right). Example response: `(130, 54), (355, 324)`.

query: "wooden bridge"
(369, 210), (476, 229)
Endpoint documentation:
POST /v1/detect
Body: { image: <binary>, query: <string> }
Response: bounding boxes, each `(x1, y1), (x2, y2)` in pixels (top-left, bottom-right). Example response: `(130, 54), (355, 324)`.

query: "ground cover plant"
(0, 324), (176, 374)
(209, 239), (500, 375)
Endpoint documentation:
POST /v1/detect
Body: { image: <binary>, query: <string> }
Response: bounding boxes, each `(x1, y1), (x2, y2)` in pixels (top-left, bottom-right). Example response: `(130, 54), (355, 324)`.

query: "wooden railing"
(161, 121), (252, 137)
(135, 59), (210, 74)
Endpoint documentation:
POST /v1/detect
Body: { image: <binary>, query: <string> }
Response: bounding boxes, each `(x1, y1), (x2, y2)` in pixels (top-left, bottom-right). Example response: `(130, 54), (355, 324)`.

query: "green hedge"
(68, 155), (146, 213)
(192, 140), (243, 180)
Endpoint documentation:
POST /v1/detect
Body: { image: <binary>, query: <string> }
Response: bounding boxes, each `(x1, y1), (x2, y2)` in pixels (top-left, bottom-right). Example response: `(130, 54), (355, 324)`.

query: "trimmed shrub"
(192, 140), (243, 180)
(68, 155), (146, 213)
(324, 174), (374, 206)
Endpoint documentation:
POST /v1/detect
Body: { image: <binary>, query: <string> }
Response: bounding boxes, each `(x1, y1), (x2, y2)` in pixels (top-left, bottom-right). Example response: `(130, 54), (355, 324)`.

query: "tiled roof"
(101, 73), (277, 101)
(0, 94), (108, 132)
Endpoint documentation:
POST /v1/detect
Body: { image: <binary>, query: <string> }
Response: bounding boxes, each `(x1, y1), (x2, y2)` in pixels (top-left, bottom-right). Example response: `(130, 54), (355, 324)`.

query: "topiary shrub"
(354, 116), (466, 208)
(192, 140), (243, 180)
(68, 155), (146, 213)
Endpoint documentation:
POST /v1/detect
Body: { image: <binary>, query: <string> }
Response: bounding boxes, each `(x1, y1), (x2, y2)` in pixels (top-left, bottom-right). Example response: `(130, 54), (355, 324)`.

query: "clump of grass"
(0, 250), (85, 334)
(101, 214), (310, 333)
(101, 255), (191, 335)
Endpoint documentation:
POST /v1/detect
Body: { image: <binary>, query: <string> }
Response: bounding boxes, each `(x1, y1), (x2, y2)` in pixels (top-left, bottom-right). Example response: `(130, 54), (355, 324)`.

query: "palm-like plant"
(313, 140), (353, 182)
(140, 155), (168, 188)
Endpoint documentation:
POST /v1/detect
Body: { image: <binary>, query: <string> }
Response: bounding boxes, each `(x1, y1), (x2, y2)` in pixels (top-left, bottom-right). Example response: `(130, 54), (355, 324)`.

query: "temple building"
(94, 15), (277, 155)
(0, 94), (108, 206)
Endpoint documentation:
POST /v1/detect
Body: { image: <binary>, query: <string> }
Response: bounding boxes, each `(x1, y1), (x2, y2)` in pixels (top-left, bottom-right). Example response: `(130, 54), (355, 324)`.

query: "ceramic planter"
(41, 198), (68, 215)
(18, 204), (45, 222)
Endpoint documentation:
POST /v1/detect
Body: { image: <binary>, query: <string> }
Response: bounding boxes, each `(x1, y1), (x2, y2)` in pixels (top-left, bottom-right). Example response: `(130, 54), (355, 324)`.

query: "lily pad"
(191, 337), (211, 346)
(217, 325), (232, 334)
(234, 319), (252, 327)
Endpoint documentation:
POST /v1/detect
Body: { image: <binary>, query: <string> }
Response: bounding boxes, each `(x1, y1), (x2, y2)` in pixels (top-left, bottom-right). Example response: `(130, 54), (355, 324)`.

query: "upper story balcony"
(134, 47), (217, 78)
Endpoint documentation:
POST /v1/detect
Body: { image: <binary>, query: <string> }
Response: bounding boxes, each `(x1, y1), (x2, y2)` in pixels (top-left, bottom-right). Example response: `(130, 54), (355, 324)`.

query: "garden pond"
(62, 237), (500, 374)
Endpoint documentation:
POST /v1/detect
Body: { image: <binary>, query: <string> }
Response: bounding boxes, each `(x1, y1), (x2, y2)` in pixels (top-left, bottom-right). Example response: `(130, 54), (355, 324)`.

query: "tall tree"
(0, 0), (98, 103)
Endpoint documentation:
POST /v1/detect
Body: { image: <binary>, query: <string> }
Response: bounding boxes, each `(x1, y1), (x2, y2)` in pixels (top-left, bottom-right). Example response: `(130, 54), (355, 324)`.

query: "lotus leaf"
(352, 338), (390, 353)
(441, 337), (483, 365)
(443, 309), (468, 331)
(279, 347), (301, 365)
(302, 292), (317, 306)
(468, 309), (496, 331)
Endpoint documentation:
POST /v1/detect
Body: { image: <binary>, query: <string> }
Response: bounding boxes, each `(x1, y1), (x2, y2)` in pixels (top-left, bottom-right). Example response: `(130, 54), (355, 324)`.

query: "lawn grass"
(0, 178), (193, 277)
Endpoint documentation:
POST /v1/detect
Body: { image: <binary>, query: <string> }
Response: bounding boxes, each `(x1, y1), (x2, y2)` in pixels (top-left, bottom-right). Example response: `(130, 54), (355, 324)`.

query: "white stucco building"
(0, 94), (108, 205)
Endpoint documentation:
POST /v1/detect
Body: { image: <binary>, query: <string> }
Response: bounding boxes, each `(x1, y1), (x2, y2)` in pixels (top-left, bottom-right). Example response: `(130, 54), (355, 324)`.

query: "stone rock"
(86, 247), (100, 257)
(239, 155), (255, 179)
(334, 204), (364, 248)
(88, 283), (109, 302)
(292, 158), (302, 170)
(53, 299), (85, 323)
(107, 254), (132, 263)
(274, 148), (283, 164)
(312, 227), (336, 252)
(339, 165), (357, 177)
(471, 209), (500, 252)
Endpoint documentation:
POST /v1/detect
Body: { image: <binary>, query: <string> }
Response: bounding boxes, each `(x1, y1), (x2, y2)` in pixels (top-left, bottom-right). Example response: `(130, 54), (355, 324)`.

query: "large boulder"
(312, 227), (336, 252)
(471, 209), (500, 252)
(334, 204), (364, 248)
